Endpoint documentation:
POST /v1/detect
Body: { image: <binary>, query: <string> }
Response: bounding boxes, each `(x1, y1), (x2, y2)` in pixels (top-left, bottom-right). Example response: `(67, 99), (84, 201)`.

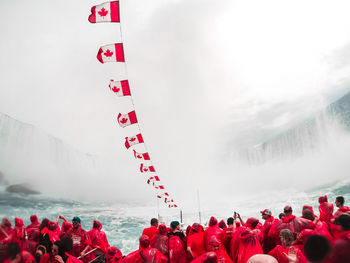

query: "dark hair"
(304, 235), (331, 261)
(150, 218), (158, 226)
(280, 229), (294, 247)
(302, 209), (315, 221)
(60, 236), (73, 253)
(227, 217), (234, 225)
(53, 241), (68, 262)
(283, 206), (292, 214)
(336, 196), (345, 206)
(278, 213), (286, 219)
(7, 242), (21, 260)
(39, 218), (49, 231)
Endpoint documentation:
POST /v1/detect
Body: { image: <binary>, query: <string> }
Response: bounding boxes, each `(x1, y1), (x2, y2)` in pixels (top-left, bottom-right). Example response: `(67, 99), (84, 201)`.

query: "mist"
(1, 0), (350, 208)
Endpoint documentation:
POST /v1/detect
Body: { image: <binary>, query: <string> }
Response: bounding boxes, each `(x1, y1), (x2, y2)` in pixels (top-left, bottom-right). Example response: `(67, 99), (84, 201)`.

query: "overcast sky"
(1, 0), (350, 203)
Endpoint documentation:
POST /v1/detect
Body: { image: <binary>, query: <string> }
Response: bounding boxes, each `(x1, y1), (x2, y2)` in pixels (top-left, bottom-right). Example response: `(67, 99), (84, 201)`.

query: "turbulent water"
(1, 180), (349, 255)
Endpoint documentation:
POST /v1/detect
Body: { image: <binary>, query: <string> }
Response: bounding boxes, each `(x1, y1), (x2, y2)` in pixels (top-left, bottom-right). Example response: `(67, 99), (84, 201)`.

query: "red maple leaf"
(104, 49), (114, 57)
(137, 155), (142, 159)
(129, 137), (136, 142)
(98, 8), (108, 17)
(112, 86), (120, 93)
(120, 118), (128, 124)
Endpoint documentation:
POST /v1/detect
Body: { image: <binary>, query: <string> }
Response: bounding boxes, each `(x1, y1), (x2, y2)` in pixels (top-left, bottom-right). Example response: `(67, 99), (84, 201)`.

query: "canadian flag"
(97, 43), (124, 63)
(169, 204), (178, 208)
(117, 111), (137, 128)
(125, 134), (144, 149)
(88, 1), (120, 23)
(109, 80), (131, 97)
(147, 176), (160, 185)
(164, 198), (174, 203)
(140, 164), (155, 173)
(133, 150), (150, 160)
(156, 185), (165, 190)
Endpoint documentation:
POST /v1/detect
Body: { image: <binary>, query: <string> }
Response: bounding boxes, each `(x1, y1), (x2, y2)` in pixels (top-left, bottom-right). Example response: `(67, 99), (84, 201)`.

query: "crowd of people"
(0, 195), (350, 263)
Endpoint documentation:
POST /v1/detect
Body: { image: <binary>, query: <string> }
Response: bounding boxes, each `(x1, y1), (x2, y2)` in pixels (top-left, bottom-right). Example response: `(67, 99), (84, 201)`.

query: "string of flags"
(88, 1), (178, 208)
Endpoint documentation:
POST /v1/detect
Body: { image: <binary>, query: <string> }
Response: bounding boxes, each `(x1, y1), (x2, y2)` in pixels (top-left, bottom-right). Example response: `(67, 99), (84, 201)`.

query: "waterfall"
(238, 92), (350, 165)
(0, 113), (96, 190)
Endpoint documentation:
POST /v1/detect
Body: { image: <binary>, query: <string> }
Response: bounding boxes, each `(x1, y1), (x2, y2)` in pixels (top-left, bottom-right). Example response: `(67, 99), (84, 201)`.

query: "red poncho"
(106, 246), (123, 263)
(261, 216), (278, 253)
(26, 215), (40, 237)
(14, 218), (25, 248)
(237, 229), (263, 263)
(187, 231), (205, 259)
(123, 235), (168, 263)
(87, 220), (110, 253)
(334, 206), (350, 218)
(268, 245), (307, 263)
(204, 217), (223, 251)
(319, 202), (334, 224)
(67, 227), (91, 258)
(142, 226), (159, 240)
(208, 236), (232, 263)
(150, 224), (168, 256)
(168, 233), (187, 263)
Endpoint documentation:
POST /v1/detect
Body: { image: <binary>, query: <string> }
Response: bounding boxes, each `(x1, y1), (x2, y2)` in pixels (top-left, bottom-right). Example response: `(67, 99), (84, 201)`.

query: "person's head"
(72, 216), (81, 230)
(52, 241), (61, 256)
(150, 218), (158, 227)
(35, 245), (46, 263)
(283, 206), (293, 216)
(247, 254), (278, 263)
(139, 235), (150, 249)
(30, 215), (39, 224)
(302, 209), (315, 221)
(260, 209), (272, 220)
(335, 214), (350, 231)
(278, 213), (285, 219)
(203, 252), (217, 263)
(170, 221), (180, 231)
(7, 242), (21, 262)
(48, 221), (57, 231)
(280, 229), (294, 247)
(318, 195), (328, 204)
(1, 217), (11, 230)
(245, 218), (259, 229)
(28, 228), (40, 242)
(209, 216), (218, 227)
(60, 236), (73, 254)
(227, 217), (234, 226)
(335, 196), (345, 207)
(93, 220), (102, 230)
(39, 218), (49, 231)
(191, 223), (201, 233)
(218, 220), (227, 230)
(304, 235), (331, 262)
(158, 224), (167, 235)
(330, 239), (350, 263)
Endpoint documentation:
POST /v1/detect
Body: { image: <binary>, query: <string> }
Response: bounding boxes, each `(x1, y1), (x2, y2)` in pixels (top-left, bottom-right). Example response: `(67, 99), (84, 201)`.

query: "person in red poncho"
(187, 223), (205, 260)
(150, 224), (168, 257)
(105, 246), (122, 263)
(268, 229), (306, 263)
(13, 218), (25, 249)
(26, 215), (40, 238)
(87, 220), (110, 254)
(60, 222), (73, 239)
(142, 218), (159, 240)
(222, 217), (234, 257)
(204, 217), (223, 252)
(318, 195), (334, 225)
(207, 236), (232, 263)
(260, 209), (278, 254)
(0, 218), (14, 248)
(268, 205), (313, 247)
(167, 221), (187, 263)
(122, 235), (168, 263)
(66, 217), (91, 259)
(23, 228), (40, 256)
(236, 218), (263, 263)
(333, 196), (350, 219)
(4, 242), (35, 263)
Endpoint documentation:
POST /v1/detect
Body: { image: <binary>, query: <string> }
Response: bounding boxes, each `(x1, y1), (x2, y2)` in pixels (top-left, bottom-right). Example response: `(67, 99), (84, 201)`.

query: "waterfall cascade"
(239, 92), (350, 165)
